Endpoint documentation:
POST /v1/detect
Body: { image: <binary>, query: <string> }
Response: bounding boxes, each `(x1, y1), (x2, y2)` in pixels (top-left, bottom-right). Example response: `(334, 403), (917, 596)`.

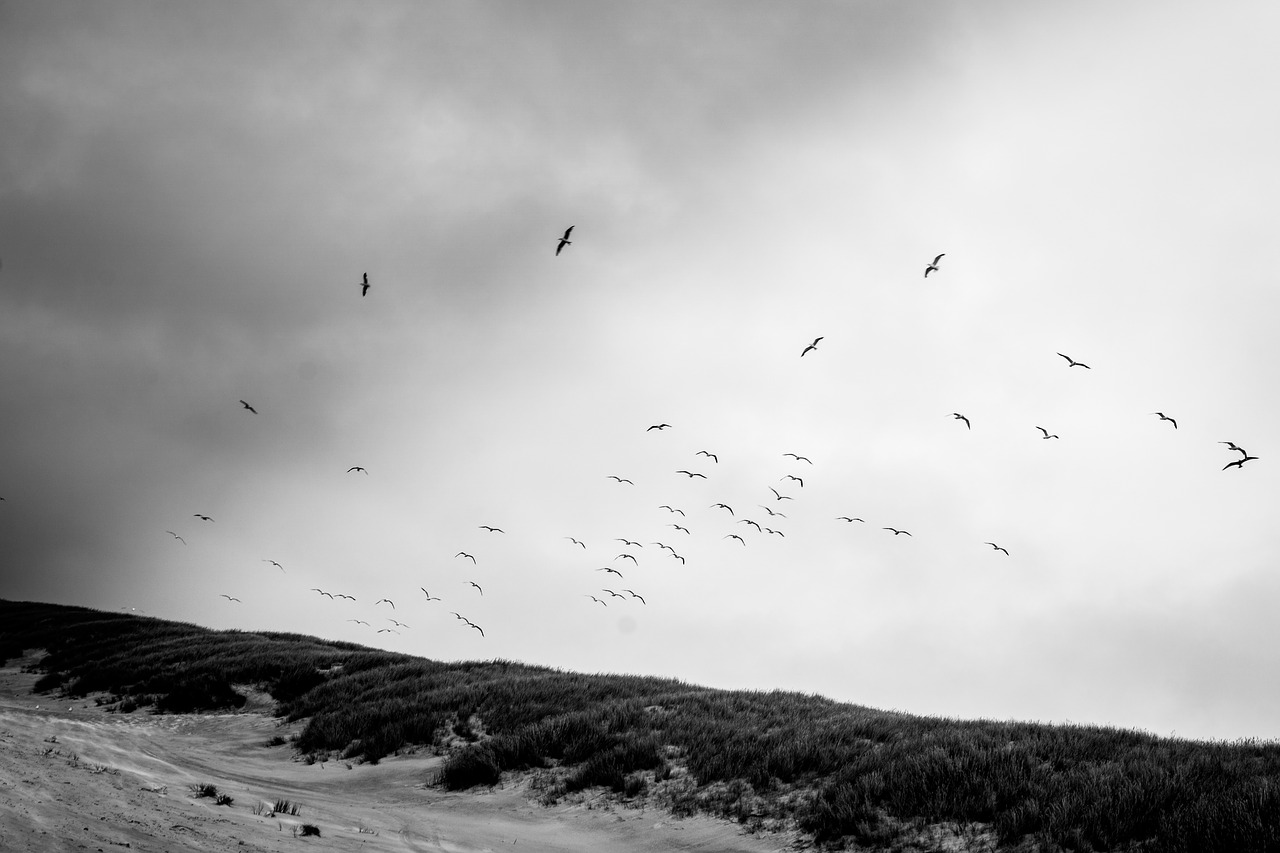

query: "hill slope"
(3, 598), (1278, 851)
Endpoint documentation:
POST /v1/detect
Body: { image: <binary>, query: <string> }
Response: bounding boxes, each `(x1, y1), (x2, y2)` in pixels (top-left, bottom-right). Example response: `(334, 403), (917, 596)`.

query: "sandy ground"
(0, 660), (802, 853)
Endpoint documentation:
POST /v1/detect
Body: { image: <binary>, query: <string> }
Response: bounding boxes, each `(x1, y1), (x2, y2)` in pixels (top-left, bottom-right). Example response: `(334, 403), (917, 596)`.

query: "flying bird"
(883, 527), (912, 536)
(597, 567), (624, 577)
(239, 400), (257, 414)
(1057, 352), (1091, 369)
(467, 622), (484, 637)
(565, 537), (586, 548)
(738, 519), (761, 532)
(311, 588), (334, 599)
(193, 514), (214, 522)
(647, 423), (672, 431)
(455, 552), (477, 563)
(759, 505), (787, 518)
(1220, 441), (1249, 456)
(985, 542), (1010, 555)
(585, 595), (607, 606)
(360, 272), (370, 296)
(801, 336), (824, 357)
(615, 539), (641, 548)
(724, 534), (746, 545)
(601, 589), (626, 599)
(375, 598), (395, 609)
(165, 531), (186, 544)
(347, 619), (369, 626)
(467, 581), (484, 595)
(220, 594), (241, 602)
(676, 470), (707, 478)
(479, 525), (504, 533)
(1224, 455), (1260, 470)
(696, 450), (719, 463)
(347, 466), (368, 474)
(950, 413), (971, 430)
(1035, 426), (1060, 440)
(768, 487), (793, 501)
(607, 476), (634, 485)
(711, 503), (734, 515)
(335, 594), (356, 601)
(388, 619), (409, 628)
(615, 554), (638, 563)
(836, 516), (865, 523)
(659, 505), (685, 515)
(783, 453), (812, 464)
(420, 588), (441, 601)
(669, 524), (690, 534)
(377, 628), (399, 634)
(782, 474), (804, 487)
(765, 528), (785, 536)
(924, 253), (945, 277)
(555, 226), (574, 256)
(1152, 412), (1178, 429)
(263, 560), (284, 572)
(623, 590), (646, 605)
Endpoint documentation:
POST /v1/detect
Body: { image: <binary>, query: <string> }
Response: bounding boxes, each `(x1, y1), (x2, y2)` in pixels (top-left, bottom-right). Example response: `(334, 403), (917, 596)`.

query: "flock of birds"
(30, 230), (1244, 647)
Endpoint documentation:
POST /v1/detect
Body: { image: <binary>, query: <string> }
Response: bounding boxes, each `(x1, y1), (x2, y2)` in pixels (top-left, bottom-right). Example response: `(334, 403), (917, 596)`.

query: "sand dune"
(0, 662), (797, 852)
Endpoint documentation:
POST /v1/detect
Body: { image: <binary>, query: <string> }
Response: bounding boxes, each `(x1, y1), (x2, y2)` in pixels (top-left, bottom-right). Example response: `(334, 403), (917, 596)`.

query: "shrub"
(215, 792), (234, 806)
(272, 798), (300, 816)
(189, 782), (219, 798)
(299, 823), (321, 836)
(438, 744), (501, 789)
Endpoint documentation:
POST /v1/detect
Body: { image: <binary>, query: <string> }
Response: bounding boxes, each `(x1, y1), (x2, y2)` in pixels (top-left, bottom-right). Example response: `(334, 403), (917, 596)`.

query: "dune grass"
(3, 598), (1278, 851)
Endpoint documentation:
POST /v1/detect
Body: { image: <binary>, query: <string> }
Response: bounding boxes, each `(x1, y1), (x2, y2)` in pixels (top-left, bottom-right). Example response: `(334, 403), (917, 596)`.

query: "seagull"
(768, 487), (793, 501)
(924, 253), (945, 277)
(801, 337), (824, 357)
(651, 542), (675, 553)
(836, 516), (865, 523)
(194, 514), (214, 522)
(1220, 441), (1249, 456)
(984, 542), (1010, 555)
(467, 581), (484, 595)
(565, 537), (586, 548)
(1035, 426), (1060, 440)
(360, 273), (370, 296)
(623, 590), (646, 604)
(220, 594), (241, 602)
(669, 524), (690, 534)
(1152, 412), (1178, 429)
(377, 628), (399, 634)
(783, 453), (812, 464)
(615, 539), (642, 548)
(585, 595), (607, 606)
(711, 503), (734, 515)
(311, 588), (334, 599)
(602, 589), (626, 599)
(555, 226), (574, 256)
(420, 588), (441, 601)
(950, 413), (971, 430)
(607, 476), (634, 485)
(647, 423), (672, 431)
(676, 470), (707, 478)
(479, 525), (504, 533)
(347, 619), (370, 626)
(375, 598), (395, 609)
(782, 474), (804, 487)
(883, 527), (912, 536)
(165, 531), (186, 544)
(1224, 455), (1259, 470)
(335, 594), (356, 601)
(615, 554), (638, 563)
(738, 519), (762, 532)
(455, 552), (477, 563)
(388, 619), (409, 628)
(765, 528), (785, 536)
(347, 466), (368, 474)
(696, 451), (719, 463)
(759, 505), (787, 518)
(597, 567), (624, 577)
(1057, 352), (1091, 369)
(724, 534), (746, 545)
(466, 622), (484, 637)
(263, 560), (284, 572)
(239, 400), (258, 414)
(659, 505), (685, 515)
(670, 553), (686, 564)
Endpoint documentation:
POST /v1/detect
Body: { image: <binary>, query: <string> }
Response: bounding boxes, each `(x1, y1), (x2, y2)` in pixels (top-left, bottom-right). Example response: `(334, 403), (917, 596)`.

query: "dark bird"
(924, 253), (945, 277)
(420, 588), (441, 601)
(782, 474), (804, 487)
(311, 588), (334, 599)
(479, 525), (504, 533)
(377, 628), (399, 634)
(597, 567), (624, 577)
(669, 524), (691, 534)
(615, 554), (638, 563)
(769, 487), (793, 501)
(585, 595), (607, 606)
(1035, 426), (1060, 440)
(759, 505), (787, 518)
(467, 622), (484, 637)
(375, 598), (395, 609)
(607, 476), (634, 485)
(615, 539), (642, 548)
(335, 594), (356, 601)
(1220, 441), (1249, 456)
(696, 450), (719, 463)
(1224, 455), (1260, 470)
(883, 527), (912, 536)
(555, 225), (574, 256)
(467, 581), (483, 595)
(220, 594), (241, 602)
(711, 503), (734, 515)
(836, 516), (865, 523)
(738, 519), (762, 532)
(194, 514), (214, 522)
(165, 531), (186, 544)
(801, 336), (824, 357)
(623, 590), (646, 604)
(602, 589), (626, 599)
(348, 619), (369, 626)
(239, 400), (258, 414)
(1152, 412), (1178, 429)
(670, 553), (686, 564)
(659, 505), (685, 515)
(360, 272), (370, 296)
(647, 423), (672, 431)
(765, 528), (785, 536)
(950, 413), (971, 430)
(347, 466), (368, 474)
(724, 534), (746, 545)
(455, 551), (477, 563)
(676, 470), (707, 478)
(1057, 352), (1091, 369)
(263, 560), (284, 572)
(652, 542), (675, 553)
(783, 453), (812, 464)
(565, 537), (586, 547)
(985, 542), (1010, 555)
(388, 619), (409, 628)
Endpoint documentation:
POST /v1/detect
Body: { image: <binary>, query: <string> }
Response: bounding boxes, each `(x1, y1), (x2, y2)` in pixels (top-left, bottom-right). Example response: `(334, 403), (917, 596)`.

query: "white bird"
(924, 253), (945, 277)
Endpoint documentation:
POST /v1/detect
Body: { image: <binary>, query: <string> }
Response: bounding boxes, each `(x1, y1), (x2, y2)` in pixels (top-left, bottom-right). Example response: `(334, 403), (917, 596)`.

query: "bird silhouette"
(1057, 352), (1091, 369)
(239, 400), (258, 414)
(801, 336), (824, 357)
(768, 487), (793, 501)
(467, 581), (483, 595)
(360, 272), (370, 296)
(467, 622), (484, 637)
(420, 588), (441, 601)
(659, 505), (685, 515)
(782, 474), (804, 487)
(1224, 455), (1259, 470)
(607, 476), (634, 485)
(335, 594), (356, 601)
(985, 542), (1010, 555)
(479, 525), (504, 533)
(555, 226), (574, 256)
(883, 527), (912, 536)
(951, 413), (971, 430)
(1220, 441), (1249, 456)
(194, 514), (214, 522)
(347, 619), (369, 626)
(676, 470), (707, 478)
(696, 450), (719, 463)
(388, 619), (409, 628)
(263, 560), (284, 571)
(597, 567), (624, 577)
(455, 551), (477, 563)
(310, 588), (334, 599)
(615, 538), (641, 548)
(1152, 412), (1178, 429)
(377, 628), (399, 634)
(165, 531), (186, 544)
(724, 534), (746, 545)
(711, 503), (734, 515)
(220, 594), (241, 602)
(836, 516), (865, 523)
(669, 524), (690, 534)
(783, 453), (812, 464)
(585, 595), (607, 606)
(1035, 426), (1060, 439)
(601, 589), (625, 599)
(759, 505), (787, 518)
(647, 423), (672, 431)
(924, 253), (945, 277)
(765, 528), (785, 536)
(738, 519), (762, 532)
(565, 537), (587, 548)
(623, 590), (646, 604)
(615, 554), (638, 564)
(375, 598), (395, 609)
(347, 466), (368, 474)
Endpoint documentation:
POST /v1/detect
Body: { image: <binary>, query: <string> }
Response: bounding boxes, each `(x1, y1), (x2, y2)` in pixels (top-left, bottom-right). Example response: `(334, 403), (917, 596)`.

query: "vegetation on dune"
(3, 599), (1279, 852)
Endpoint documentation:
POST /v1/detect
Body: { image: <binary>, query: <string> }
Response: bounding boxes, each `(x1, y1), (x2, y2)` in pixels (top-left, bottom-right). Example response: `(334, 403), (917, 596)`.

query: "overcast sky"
(2, 1), (1279, 742)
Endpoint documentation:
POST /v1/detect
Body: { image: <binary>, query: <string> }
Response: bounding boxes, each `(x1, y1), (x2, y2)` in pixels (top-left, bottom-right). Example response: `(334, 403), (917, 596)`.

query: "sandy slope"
(0, 661), (800, 853)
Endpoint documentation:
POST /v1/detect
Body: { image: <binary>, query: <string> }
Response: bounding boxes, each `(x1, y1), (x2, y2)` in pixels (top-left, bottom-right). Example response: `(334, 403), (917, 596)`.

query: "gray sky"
(2, 0), (1278, 741)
